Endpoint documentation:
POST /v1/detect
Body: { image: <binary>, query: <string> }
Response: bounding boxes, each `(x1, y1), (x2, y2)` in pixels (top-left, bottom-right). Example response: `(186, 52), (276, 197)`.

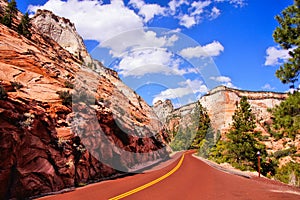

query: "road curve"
(39, 151), (300, 200)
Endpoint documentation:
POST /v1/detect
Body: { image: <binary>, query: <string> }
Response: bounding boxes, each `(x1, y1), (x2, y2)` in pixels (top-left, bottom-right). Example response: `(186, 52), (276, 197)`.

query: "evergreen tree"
(271, 91), (300, 139)
(273, 0), (300, 88)
(210, 96), (266, 171)
(17, 12), (31, 39)
(190, 102), (211, 149)
(1, 0), (18, 28)
(270, 0), (300, 141)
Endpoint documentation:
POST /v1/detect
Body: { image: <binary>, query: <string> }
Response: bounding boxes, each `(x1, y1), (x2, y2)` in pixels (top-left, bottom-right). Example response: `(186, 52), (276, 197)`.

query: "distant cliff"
(155, 86), (287, 135)
(153, 86), (300, 165)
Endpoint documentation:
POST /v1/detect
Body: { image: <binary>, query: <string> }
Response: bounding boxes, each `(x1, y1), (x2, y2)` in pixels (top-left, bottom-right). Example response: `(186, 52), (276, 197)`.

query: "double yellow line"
(109, 153), (185, 200)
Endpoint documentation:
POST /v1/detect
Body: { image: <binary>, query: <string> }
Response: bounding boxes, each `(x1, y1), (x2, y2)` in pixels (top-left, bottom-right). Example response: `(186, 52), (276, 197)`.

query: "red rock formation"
(0, 5), (168, 199)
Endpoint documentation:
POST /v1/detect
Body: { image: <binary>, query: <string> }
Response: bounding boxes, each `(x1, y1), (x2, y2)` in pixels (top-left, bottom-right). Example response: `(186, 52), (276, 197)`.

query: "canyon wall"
(0, 6), (168, 199)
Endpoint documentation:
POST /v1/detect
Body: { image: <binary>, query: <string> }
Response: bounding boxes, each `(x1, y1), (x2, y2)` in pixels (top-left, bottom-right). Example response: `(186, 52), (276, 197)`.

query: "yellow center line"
(109, 153), (185, 200)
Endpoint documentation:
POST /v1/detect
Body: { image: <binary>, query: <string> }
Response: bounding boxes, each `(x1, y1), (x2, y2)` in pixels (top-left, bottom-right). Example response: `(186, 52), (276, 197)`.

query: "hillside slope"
(0, 6), (168, 199)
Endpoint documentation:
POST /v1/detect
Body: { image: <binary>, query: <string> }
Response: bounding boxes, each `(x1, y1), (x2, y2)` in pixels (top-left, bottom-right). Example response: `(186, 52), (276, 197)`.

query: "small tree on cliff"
(17, 12), (31, 39)
(1, 0), (18, 28)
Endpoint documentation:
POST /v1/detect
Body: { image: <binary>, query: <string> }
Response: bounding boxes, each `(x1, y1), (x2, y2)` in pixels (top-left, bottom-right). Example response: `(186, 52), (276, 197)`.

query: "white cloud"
(210, 75), (237, 88)
(214, 0), (246, 7)
(179, 41), (224, 58)
(115, 48), (195, 77)
(210, 7), (221, 19)
(190, 0), (211, 16)
(264, 46), (291, 66)
(28, 0), (143, 42)
(210, 76), (231, 83)
(129, 0), (166, 23)
(262, 83), (275, 90)
(101, 29), (178, 57)
(179, 14), (196, 28)
(168, 0), (189, 15)
(152, 79), (208, 104)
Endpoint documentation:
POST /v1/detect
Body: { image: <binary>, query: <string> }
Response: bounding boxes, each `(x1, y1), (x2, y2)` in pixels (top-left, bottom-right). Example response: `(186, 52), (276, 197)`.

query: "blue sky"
(15, 0), (296, 107)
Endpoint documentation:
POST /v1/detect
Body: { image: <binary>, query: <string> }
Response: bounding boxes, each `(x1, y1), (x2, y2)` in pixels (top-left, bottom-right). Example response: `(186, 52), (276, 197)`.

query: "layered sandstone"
(154, 86), (300, 161)
(0, 6), (167, 199)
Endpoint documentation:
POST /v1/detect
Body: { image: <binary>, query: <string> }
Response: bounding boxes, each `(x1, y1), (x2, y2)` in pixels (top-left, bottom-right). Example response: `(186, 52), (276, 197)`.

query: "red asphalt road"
(39, 151), (300, 200)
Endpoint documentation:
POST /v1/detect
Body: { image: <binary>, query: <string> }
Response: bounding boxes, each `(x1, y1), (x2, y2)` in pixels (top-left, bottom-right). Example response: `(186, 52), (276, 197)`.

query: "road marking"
(109, 153), (185, 200)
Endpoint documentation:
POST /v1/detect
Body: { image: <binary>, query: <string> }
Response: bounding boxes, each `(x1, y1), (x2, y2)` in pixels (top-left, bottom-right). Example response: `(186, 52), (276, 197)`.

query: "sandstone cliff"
(0, 6), (167, 199)
(31, 9), (93, 65)
(154, 86), (300, 163)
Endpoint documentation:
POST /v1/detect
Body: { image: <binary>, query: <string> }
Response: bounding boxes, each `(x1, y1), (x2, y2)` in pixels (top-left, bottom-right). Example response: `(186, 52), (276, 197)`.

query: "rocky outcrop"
(156, 86), (287, 136)
(31, 9), (93, 65)
(0, 7), (168, 199)
(152, 99), (173, 124)
(155, 86), (300, 165)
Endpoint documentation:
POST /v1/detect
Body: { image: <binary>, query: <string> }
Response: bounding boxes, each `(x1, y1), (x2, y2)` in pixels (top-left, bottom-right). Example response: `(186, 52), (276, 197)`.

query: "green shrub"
(64, 80), (74, 89)
(275, 162), (300, 186)
(10, 81), (23, 90)
(0, 85), (8, 100)
(17, 12), (31, 39)
(274, 147), (297, 159)
(57, 91), (72, 106)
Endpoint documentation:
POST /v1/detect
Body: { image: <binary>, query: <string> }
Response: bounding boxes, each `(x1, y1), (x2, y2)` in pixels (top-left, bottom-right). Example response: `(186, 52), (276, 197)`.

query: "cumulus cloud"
(210, 75), (237, 88)
(210, 75), (231, 83)
(168, 0), (189, 15)
(210, 7), (221, 19)
(152, 79), (208, 104)
(179, 14), (196, 28)
(129, 0), (166, 23)
(101, 29), (178, 57)
(115, 48), (196, 77)
(190, 0), (211, 16)
(179, 41), (224, 58)
(264, 46), (291, 66)
(28, 0), (143, 42)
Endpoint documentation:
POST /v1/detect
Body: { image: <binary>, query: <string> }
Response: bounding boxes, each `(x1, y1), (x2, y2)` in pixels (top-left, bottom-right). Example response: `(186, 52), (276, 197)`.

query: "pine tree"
(210, 96), (266, 171)
(190, 102), (211, 149)
(17, 12), (31, 39)
(271, 91), (300, 140)
(1, 0), (18, 28)
(273, 0), (300, 88)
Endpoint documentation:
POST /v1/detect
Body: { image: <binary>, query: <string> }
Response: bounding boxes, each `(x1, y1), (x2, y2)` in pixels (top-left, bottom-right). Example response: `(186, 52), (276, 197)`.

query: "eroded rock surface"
(0, 6), (168, 199)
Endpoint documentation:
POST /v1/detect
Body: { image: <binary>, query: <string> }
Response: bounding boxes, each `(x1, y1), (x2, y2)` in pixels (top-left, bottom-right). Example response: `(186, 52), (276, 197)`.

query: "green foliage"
(57, 91), (72, 106)
(273, 0), (300, 88)
(1, 0), (17, 28)
(73, 89), (95, 105)
(271, 91), (300, 139)
(209, 140), (229, 163)
(0, 85), (8, 100)
(17, 12), (31, 39)
(10, 81), (23, 90)
(275, 161), (300, 186)
(190, 102), (211, 149)
(210, 96), (267, 172)
(198, 129), (220, 158)
(170, 102), (214, 151)
(170, 127), (193, 151)
(273, 147), (297, 159)
(64, 80), (74, 89)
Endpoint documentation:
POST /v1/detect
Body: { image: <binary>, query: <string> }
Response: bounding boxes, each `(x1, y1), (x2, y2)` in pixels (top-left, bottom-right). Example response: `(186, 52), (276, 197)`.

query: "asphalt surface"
(38, 151), (300, 200)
